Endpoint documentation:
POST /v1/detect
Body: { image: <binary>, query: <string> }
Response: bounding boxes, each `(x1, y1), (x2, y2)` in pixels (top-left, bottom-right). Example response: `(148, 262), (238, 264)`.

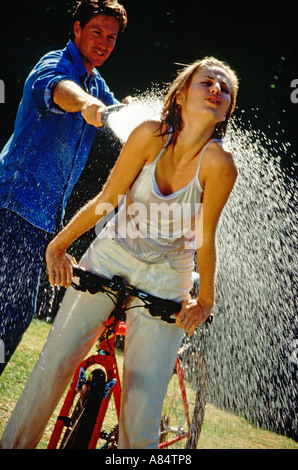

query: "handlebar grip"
(72, 267), (110, 294)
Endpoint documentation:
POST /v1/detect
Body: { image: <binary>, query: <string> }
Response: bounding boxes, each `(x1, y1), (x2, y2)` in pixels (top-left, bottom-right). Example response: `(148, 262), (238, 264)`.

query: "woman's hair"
(159, 57), (239, 147)
(69, 0), (128, 40)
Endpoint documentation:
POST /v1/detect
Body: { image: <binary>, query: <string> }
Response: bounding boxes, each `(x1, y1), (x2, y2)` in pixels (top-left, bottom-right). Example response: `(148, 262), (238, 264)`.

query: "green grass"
(0, 319), (297, 449)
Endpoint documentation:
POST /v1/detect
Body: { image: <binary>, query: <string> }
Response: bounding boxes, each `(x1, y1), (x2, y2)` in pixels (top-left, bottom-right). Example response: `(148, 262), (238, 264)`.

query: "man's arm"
(53, 79), (107, 127)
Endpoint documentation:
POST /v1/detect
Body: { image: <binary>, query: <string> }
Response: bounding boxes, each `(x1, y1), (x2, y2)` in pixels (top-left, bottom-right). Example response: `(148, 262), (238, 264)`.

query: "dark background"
(1, 0), (297, 168)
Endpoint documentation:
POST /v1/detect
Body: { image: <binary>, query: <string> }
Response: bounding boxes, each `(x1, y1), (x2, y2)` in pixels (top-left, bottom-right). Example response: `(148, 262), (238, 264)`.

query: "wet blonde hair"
(159, 57), (239, 146)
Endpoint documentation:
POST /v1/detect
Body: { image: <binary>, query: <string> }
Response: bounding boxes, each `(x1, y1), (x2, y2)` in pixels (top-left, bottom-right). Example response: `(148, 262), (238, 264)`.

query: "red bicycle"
(47, 267), (210, 449)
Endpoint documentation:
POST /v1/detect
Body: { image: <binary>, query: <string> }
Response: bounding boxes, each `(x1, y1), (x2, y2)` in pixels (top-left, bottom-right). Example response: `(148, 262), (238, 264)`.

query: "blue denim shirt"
(0, 40), (118, 233)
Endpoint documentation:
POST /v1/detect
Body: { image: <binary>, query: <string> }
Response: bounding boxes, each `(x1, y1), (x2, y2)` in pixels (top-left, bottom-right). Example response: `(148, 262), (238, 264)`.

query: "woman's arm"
(176, 145), (238, 335)
(46, 120), (158, 286)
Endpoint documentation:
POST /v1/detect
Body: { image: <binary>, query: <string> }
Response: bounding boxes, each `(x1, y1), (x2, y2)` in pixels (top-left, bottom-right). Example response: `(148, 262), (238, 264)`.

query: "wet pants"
(0, 234), (193, 448)
(0, 209), (48, 375)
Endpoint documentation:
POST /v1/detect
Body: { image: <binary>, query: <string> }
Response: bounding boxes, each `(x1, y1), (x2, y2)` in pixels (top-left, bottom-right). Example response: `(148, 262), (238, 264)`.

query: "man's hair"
(69, 0), (127, 40)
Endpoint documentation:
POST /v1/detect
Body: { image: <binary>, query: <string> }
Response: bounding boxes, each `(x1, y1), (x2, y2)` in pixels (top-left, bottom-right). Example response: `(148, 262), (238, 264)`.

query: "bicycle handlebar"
(72, 267), (213, 326)
(72, 267), (180, 323)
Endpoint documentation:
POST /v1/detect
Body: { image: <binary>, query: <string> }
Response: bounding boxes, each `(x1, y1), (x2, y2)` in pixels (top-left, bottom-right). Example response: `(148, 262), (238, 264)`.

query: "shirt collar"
(66, 40), (99, 79)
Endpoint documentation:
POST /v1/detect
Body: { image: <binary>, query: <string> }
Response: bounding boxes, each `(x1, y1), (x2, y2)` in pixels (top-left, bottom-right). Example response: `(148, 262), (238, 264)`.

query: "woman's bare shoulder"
(199, 140), (237, 190)
(206, 140), (238, 176)
(124, 119), (168, 162)
(128, 118), (162, 138)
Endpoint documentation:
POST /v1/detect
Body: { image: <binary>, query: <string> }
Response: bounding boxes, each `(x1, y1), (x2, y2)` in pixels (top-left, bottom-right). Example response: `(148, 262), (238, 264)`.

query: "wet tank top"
(104, 136), (221, 264)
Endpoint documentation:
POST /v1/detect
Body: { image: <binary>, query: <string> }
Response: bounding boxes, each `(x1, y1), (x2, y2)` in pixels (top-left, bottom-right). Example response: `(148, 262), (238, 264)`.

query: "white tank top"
(105, 136), (221, 264)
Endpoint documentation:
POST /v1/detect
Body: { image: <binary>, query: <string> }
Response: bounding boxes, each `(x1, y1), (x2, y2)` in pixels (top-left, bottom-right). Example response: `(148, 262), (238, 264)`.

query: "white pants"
(0, 236), (193, 449)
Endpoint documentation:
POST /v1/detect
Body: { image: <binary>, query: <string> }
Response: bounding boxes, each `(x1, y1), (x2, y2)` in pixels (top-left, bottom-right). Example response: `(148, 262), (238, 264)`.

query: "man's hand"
(81, 99), (108, 127)
(53, 80), (108, 127)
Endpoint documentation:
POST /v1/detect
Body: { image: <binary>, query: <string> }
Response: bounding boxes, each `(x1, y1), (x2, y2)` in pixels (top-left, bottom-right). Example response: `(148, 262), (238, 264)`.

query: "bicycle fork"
(47, 350), (121, 449)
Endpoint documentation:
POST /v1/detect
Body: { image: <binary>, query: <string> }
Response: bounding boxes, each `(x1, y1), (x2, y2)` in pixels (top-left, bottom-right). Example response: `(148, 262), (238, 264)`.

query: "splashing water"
(104, 89), (164, 142)
(203, 116), (297, 440)
(105, 91), (297, 441)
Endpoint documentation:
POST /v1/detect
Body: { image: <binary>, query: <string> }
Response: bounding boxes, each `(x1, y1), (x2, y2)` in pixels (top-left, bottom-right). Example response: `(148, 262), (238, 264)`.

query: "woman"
(0, 57), (239, 449)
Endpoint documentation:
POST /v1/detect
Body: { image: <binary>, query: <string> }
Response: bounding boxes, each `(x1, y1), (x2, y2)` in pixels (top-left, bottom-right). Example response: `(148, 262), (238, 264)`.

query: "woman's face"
(181, 65), (233, 125)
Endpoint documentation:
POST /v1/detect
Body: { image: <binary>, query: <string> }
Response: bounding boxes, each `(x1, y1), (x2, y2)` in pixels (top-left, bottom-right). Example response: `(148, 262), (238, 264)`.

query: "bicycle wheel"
(159, 347), (207, 449)
(60, 368), (106, 449)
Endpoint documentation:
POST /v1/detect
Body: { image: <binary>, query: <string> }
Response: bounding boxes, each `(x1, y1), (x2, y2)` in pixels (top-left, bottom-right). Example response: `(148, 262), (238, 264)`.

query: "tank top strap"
(195, 138), (222, 178)
(151, 129), (173, 166)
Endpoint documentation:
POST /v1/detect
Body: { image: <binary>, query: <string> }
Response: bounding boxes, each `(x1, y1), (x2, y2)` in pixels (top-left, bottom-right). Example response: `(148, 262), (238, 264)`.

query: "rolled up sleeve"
(43, 75), (77, 114)
(31, 54), (78, 113)
(30, 43), (119, 113)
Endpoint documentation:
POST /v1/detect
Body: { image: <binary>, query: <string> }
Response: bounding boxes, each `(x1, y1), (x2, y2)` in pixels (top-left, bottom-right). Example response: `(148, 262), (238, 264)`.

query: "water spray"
(102, 104), (127, 128)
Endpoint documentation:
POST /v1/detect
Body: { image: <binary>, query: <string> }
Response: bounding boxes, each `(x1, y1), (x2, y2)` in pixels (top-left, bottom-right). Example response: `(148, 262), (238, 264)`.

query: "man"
(0, 0), (128, 374)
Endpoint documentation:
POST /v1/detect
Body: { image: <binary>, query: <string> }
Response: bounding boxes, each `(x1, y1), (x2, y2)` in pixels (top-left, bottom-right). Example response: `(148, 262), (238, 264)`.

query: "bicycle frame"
(158, 358), (190, 448)
(47, 267), (209, 449)
(48, 317), (193, 449)
(48, 313), (123, 449)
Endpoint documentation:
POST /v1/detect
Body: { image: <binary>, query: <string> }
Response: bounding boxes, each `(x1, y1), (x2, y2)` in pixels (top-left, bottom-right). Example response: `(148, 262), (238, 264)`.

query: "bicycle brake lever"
(71, 280), (86, 292)
(71, 268), (86, 291)
(147, 304), (177, 323)
(162, 315), (176, 324)
(72, 268), (105, 294)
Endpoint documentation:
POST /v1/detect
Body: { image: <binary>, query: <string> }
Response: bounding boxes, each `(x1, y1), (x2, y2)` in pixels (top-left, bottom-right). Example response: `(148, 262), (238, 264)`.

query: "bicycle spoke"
(159, 348), (207, 449)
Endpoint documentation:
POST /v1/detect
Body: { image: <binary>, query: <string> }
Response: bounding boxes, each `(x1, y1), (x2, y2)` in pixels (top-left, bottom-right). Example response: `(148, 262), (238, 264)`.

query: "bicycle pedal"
(57, 416), (72, 427)
(98, 348), (110, 356)
(75, 367), (87, 390)
(104, 379), (117, 398)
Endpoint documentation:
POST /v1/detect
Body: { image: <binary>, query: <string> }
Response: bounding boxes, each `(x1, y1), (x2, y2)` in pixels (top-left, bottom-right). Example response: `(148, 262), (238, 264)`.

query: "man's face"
(74, 15), (119, 74)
